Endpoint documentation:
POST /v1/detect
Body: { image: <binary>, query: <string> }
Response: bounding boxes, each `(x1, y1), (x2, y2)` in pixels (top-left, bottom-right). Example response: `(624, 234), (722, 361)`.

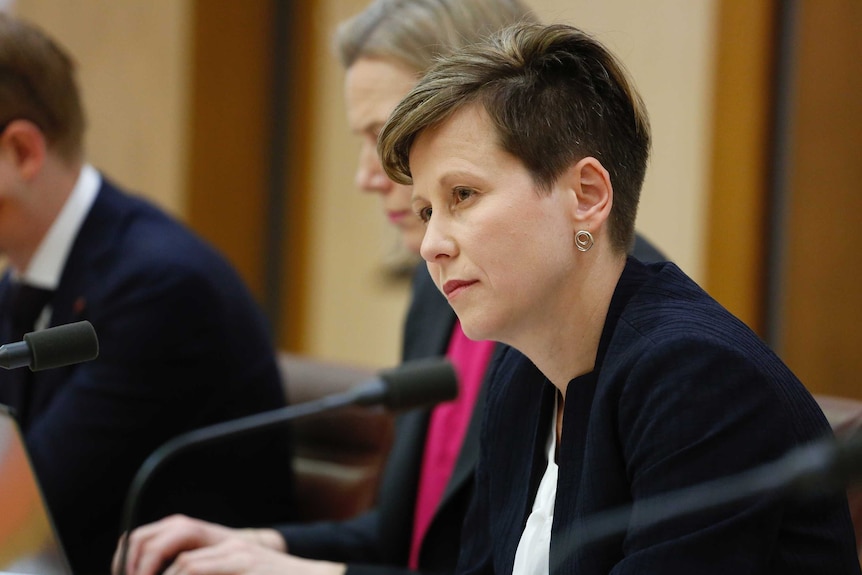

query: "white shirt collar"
(22, 164), (101, 289)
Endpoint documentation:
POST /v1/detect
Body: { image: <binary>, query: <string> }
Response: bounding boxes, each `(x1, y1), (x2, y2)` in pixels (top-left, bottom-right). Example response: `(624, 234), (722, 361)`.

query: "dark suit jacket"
(457, 258), (861, 575)
(281, 238), (665, 575)
(0, 178), (295, 575)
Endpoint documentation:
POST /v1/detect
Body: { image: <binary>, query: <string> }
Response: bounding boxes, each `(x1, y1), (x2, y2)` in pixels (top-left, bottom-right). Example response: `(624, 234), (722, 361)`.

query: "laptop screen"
(0, 405), (72, 575)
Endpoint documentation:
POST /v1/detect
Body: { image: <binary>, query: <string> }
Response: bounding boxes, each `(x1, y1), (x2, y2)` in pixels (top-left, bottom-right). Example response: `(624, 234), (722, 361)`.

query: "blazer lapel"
(494, 365), (557, 575)
(550, 373), (603, 575)
(49, 180), (133, 331)
(25, 181), (124, 422)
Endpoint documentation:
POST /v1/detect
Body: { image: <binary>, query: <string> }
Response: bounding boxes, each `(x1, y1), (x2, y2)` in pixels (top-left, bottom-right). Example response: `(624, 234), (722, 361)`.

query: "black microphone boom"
(0, 321), (99, 371)
(372, 357), (460, 410)
(553, 428), (862, 571)
(116, 357), (458, 575)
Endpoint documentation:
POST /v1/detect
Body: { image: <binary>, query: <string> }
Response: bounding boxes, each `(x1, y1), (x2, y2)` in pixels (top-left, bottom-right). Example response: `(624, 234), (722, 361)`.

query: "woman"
(116, 5), (665, 575)
(377, 21), (860, 574)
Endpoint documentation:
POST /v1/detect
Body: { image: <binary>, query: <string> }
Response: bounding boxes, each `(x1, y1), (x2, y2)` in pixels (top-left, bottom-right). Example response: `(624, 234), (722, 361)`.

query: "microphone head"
(24, 321), (100, 371)
(377, 357), (458, 410)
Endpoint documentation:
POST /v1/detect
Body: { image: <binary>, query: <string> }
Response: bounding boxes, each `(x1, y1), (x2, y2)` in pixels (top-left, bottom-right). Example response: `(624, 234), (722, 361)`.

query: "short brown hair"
(0, 14), (86, 162)
(378, 22), (651, 253)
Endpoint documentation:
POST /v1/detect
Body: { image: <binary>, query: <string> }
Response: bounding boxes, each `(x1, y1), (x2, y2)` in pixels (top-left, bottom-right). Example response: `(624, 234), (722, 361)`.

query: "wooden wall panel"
(186, 0), (313, 350)
(185, 0), (273, 302)
(15, 0), (190, 216)
(704, 0), (776, 335)
(780, 0), (862, 397)
(275, 1), (314, 353)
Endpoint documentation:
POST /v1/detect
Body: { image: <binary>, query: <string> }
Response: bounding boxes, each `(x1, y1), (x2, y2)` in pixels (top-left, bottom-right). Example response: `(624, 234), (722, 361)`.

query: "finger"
(127, 515), (206, 575)
(123, 516), (183, 575)
(112, 532), (127, 575)
(164, 542), (251, 575)
(123, 525), (167, 575)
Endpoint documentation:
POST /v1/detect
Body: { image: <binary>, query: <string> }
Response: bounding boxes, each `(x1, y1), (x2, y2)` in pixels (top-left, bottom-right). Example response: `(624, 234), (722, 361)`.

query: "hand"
(162, 539), (347, 575)
(113, 514), (286, 575)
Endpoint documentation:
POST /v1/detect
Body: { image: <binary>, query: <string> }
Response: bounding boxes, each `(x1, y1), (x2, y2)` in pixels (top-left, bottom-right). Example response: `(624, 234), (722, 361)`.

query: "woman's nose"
(420, 213), (456, 263)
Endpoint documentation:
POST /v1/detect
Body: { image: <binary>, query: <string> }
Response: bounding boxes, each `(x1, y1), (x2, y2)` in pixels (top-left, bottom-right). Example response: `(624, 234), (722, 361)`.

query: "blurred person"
(0, 13), (295, 575)
(116, 3), (665, 575)
(376, 21), (861, 574)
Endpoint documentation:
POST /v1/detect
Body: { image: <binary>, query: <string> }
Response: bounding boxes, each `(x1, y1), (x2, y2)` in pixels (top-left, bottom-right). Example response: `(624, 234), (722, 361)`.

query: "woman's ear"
(570, 156), (612, 228)
(0, 119), (47, 181)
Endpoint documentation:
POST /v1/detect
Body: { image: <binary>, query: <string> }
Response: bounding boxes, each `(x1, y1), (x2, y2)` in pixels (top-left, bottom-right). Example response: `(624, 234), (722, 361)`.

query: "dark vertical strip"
(764, 0), (799, 350)
(264, 0), (291, 337)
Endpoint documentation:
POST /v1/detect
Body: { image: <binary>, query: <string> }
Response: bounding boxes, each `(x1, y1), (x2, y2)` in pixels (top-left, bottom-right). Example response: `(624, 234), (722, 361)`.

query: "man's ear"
(0, 119), (47, 180)
(570, 156), (613, 228)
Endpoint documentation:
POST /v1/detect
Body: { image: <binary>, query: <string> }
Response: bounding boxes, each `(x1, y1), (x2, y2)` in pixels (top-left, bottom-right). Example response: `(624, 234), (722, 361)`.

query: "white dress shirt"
(18, 164), (100, 329)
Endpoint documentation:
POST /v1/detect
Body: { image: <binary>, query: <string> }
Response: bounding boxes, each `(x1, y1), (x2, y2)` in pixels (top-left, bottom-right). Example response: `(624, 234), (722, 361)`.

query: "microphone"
(553, 428), (862, 569)
(0, 321), (100, 371)
(358, 356), (460, 409)
(116, 357), (458, 575)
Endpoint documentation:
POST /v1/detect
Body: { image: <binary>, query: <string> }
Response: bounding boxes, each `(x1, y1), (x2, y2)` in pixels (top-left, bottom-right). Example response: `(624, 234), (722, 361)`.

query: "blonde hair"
(334, 0), (538, 74)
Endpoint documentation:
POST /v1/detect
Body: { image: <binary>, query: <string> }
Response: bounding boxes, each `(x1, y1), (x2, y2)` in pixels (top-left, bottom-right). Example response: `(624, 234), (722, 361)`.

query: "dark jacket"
(456, 258), (860, 575)
(281, 238), (666, 575)
(0, 178), (296, 575)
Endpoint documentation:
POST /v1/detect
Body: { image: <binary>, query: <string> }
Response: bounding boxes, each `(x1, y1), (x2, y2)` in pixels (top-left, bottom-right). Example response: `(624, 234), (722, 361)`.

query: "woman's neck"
(515, 251), (626, 399)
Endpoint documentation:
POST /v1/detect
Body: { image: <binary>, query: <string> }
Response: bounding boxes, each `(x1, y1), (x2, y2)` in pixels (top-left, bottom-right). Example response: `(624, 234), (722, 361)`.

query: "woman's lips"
(443, 279), (477, 299)
(386, 210), (411, 225)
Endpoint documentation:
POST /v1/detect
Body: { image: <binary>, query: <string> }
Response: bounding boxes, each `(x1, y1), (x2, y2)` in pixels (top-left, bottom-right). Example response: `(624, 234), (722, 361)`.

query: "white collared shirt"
(17, 164), (100, 328)
(513, 400), (559, 575)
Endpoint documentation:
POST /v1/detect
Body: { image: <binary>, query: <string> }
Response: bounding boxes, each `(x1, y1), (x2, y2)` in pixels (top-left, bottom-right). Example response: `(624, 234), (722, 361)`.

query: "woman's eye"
(418, 206), (433, 223)
(454, 187), (474, 202)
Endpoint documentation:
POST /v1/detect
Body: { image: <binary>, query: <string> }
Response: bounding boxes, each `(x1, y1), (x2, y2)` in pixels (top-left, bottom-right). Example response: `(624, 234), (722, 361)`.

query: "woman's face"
(344, 57), (425, 254)
(410, 104), (580, 345)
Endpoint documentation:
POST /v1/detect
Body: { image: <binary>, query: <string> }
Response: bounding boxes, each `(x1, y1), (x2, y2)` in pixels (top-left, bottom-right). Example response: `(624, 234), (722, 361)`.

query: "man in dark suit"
(0, 14), (295, 575)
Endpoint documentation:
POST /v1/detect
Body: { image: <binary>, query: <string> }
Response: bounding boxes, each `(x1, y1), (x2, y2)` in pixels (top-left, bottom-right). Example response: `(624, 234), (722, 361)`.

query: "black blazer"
(456, 259), (861, 575)
(281, 237), (666, 575)
(0, 178), (295, 575)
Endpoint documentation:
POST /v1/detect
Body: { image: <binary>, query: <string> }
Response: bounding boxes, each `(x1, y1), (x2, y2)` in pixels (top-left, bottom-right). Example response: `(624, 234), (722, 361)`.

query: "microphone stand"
(117, 357), (457, 575)
(116, 383), (385, 575)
